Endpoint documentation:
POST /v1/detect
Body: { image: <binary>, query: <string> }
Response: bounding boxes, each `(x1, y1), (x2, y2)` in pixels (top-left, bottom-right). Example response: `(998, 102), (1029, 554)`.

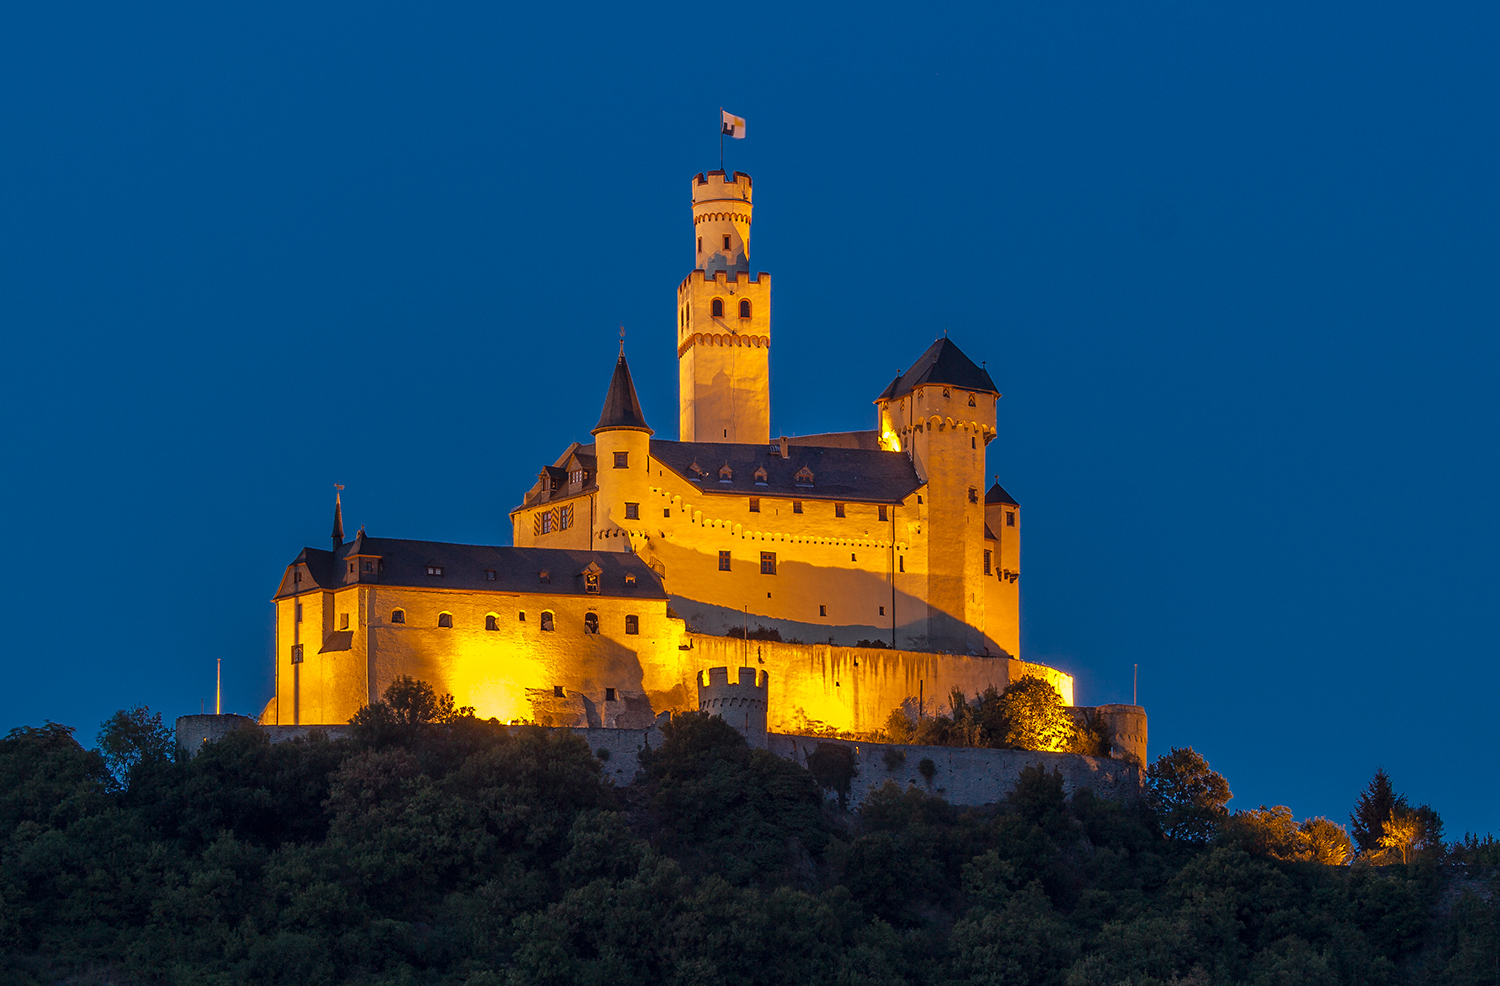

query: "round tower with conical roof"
(592, 349), (654, 549)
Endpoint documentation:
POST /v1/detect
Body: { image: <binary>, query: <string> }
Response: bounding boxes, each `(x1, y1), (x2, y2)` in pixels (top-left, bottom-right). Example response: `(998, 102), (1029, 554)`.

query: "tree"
(1350, 768), (1406, 855)
(1300, 817), (1353, 865)
(95, 706), (176, 788)
(348, 675), (475, 745)
(996, 676), (1076, 752)
(1222, 805), (1306, 860)
(1147, 746), (1232, 843)
(805, 742), (858, 809)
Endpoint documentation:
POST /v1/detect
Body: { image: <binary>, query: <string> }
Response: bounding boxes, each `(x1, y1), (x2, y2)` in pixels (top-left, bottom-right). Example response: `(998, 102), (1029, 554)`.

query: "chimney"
(778, 436), (789, 459)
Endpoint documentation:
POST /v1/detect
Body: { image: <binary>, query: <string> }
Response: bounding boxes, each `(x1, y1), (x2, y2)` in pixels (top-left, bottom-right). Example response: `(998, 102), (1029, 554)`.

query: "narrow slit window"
(819, 605), (826, 617)
(723, 234), (731, 249)
(291, 644), (304, 664)
(1006, 510), (1016, 527)
(879, 606), (885, 616)
(878, 505), (888, 521)
(984, 550), (992, 575)
(899, 556), (904, 573)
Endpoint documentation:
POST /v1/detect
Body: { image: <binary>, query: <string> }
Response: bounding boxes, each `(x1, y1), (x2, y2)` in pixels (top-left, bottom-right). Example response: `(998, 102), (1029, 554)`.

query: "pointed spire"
(593, 347), (653, 435)
(331, 485), (345, 551)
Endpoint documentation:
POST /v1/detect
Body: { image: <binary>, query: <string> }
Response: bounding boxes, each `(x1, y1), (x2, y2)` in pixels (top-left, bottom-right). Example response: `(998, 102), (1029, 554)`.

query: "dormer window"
(719, 462), (733, 483)
(538, 571), (551, 584)
(688, 460), (704, 482)
(585, 571), (600, 594)
(363, 560), (375, 573)
(753, 465), (767, 485)
(794, 466), (814, 487)
(426, 565), (444, 577)
(624, 572), (636, 585)
(485, 569), (496, 581)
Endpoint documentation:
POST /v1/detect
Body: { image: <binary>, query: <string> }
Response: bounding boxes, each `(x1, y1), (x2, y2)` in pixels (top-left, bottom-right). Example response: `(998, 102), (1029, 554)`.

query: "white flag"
(721, 110), (746, 139)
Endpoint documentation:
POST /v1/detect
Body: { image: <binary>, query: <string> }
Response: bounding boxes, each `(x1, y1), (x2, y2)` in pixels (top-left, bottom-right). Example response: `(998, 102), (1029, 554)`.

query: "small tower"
(875, 338), (999, 654)
(592, 347), (653, 549)
(697, 666), (769, 748)
(330, 487), (345, 552)
(677, 171), (772, 444)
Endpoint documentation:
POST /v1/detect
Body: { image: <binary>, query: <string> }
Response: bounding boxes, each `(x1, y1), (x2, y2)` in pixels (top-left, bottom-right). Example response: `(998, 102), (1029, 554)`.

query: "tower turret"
(678, 171), (771, 444)
(697, 666), (769, 748)
(592, 348), (653, 550)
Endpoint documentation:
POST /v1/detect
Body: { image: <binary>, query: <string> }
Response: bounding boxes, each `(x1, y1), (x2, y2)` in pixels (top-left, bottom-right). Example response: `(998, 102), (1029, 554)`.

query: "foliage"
(0, 689), (1493, 984)
(724, 624), (783, 641)
(881, 677), (1079, 753)
(347, 674), (475, 746)
(94, 706), (176, 788)
(1147, 746), (1233, 843)
(1302, 816), (1355, 865)
(805, 742), (859, 808)
(1351, 767), (1405, 855)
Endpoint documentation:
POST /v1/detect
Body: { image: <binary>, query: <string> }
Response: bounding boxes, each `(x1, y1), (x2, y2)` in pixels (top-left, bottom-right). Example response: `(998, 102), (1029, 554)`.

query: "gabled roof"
(649, 439), (922, 504)
(985, 482), (1019, 507)
(876, 337), (998, 403)
(276, 536), (668, 601)
(593, 354), (652, 434)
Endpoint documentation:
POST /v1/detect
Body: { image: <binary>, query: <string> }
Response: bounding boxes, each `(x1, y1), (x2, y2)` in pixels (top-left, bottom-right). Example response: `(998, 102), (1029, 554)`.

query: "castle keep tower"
(677, 171), (771, 444)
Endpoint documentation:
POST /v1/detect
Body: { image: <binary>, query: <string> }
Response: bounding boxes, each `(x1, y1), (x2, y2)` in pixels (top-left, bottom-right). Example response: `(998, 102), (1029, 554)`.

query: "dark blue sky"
(1, 2), (1495, 835)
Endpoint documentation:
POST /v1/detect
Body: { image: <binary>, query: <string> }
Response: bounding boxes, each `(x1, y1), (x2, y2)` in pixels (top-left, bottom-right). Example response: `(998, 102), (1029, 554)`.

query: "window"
(340, 613), (350, 630)
(538, 571), (551, 583)
(427, 565), (444, 577)
(519, 611), (526, 622)
(942, 387), (951, 398)
(968, 487), (979, 504)
(971, 437), (976, 449)
(984, 550), (993, 575)
(614, 451), (628, 469)
(348, 562), (354, 574)
(688, 460), (704, 482)
(819, 605), (826, 617)
(739, 299), (751, 318)
(1006, 510), (1016, 527)
(293, 571), (302, 585)
(541, 611), (555, 631)
(606, 687), (618, 702)
(753, 465), (767, 485)
(584, 612), (599, 634)
(697, 236), (702, 253)
(793, 500), (803, 514)
(295, 601), (303, 622)
(624, 573), (636, 585)
(749, 497), (760, 513)
(438, 612), (453, 628)
(363, 560), (375, 573)
(794, 466), (814, 487)
(719, 463), (733, 482)
(835, 502), (846, 518)
(917, 494), (923, 504)
(760, 552), (776, 575)
(899, 556), (904, 572)
(553, 685), (565, 697)
(485, 569), (496, 581)
(879, 606), (885, 616)
(878, 505), (888, 521)
(625, 502), (639, 519)
(391, 609), (405, 624)
(663, 508), (671, 518)
(719, 550), (732, 571)
(625, 615), (639, 635)
(969, 393), (976, 407)
(723, 234), (731, 250)
(486, 614), (499, 631)
(585, 571), (600, 594)
(851, 553), (857, 561)
(712, 298), (724, 317)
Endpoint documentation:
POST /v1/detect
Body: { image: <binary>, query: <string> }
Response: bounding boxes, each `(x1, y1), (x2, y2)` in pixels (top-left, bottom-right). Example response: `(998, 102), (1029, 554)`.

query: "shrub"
(806, 743), (859, 808)
(1147, 746), (1232, 843)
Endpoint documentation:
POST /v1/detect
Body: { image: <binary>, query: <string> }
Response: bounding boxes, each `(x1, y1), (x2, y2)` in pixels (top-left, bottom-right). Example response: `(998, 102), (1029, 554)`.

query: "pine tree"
(1350, 767), (1407, 854)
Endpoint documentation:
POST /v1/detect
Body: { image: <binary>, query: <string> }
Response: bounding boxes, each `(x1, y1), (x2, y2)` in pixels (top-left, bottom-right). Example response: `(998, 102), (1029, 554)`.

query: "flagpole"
(719, 106), (724, 173)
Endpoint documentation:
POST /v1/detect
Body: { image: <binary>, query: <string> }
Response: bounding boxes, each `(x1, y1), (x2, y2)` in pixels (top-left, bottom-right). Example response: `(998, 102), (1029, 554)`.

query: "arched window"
(485, 614), (499, 631)
(438, 612), (453, 628)
(584, 612), (599, 634)
(540, 611), (555, 632)
(711, 298), (724, 318)
(390, 609), (405, 624)
(739, 299), (751, 319)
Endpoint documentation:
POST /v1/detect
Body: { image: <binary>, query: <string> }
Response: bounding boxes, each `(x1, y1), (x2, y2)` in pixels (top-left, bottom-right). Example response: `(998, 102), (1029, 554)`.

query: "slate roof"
(594, 354), (652, 434)
(785, 430), (882, 451)
(985, 482), (1019, 507)
(876, 337), (998, 402)
(276, 534), (667, 601)
(649, 439), (922, 504)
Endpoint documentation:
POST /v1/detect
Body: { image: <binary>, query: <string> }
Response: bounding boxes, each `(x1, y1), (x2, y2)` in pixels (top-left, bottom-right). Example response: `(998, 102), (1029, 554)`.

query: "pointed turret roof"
(985, 482), (1019, 507)
(875, 337), (998, 403)
(593, 353), (653, 435)
(331, 492), (345, 549)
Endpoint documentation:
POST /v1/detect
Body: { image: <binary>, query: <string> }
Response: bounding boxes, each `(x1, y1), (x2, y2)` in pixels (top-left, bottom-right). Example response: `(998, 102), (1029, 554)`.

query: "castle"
(264, 168), (1124, 750)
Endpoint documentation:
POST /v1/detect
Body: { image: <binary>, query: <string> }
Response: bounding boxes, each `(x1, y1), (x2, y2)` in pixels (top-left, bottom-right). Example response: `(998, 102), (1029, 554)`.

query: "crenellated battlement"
(697, 666), (769, 747)
(678, 268), (769, 290)
(692, 170), (753, 204)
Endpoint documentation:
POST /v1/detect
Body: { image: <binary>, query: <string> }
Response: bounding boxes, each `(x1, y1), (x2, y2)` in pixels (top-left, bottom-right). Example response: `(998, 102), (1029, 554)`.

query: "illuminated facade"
(268, 167), (1072, 733)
